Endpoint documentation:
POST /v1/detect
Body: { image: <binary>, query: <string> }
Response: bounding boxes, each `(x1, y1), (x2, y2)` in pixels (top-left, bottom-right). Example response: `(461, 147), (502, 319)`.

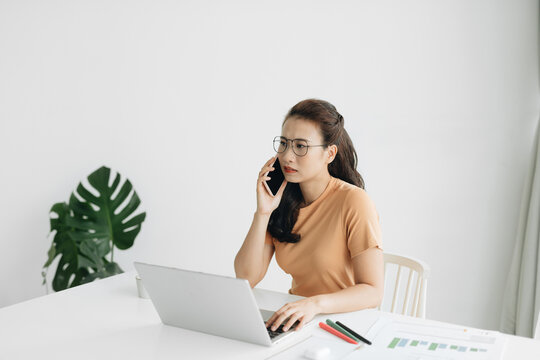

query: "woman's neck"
(299, 172), (332, 206)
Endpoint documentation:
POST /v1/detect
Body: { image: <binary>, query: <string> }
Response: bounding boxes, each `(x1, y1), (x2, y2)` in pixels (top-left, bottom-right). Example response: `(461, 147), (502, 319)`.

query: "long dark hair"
(268, 99), (365, 243)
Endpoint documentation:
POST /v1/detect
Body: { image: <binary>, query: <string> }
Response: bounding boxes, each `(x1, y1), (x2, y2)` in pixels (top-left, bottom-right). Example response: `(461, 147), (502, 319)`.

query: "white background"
(0, 0), (538, 332)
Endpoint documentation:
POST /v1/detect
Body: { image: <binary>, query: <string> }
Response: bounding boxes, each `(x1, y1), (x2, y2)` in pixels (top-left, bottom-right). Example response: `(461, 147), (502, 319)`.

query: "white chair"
(378, 252), (430, 318)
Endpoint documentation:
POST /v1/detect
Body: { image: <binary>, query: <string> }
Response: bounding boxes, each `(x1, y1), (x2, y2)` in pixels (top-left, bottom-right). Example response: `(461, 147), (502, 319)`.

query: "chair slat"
(412, 274), (421, 317)
(402, 270), (414, 315)
(378, 262), (389, 311)
(390, 265), (402, 313)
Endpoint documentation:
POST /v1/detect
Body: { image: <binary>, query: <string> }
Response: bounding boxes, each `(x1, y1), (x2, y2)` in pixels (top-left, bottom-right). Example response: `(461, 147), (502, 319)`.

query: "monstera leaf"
(43, 166), (146, 291)
(43, 202), (90, 291)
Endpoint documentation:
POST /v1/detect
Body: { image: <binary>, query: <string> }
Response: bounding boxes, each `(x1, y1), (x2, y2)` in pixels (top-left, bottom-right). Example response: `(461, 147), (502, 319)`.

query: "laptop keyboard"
(266, 322), (298, 339)
(267, 324), (287, 339)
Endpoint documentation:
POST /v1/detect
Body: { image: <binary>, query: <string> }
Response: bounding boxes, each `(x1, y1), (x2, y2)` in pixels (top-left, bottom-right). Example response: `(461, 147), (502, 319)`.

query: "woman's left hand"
(265, 296), (321, 332)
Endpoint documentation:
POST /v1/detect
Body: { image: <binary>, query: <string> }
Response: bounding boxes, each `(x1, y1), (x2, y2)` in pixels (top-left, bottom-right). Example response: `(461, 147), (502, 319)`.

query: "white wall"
(0, 0), (538, 332)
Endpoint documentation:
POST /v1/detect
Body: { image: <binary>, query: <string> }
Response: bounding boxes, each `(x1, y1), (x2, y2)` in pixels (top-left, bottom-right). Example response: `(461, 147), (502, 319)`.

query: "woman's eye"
(296, 144), (306, 148)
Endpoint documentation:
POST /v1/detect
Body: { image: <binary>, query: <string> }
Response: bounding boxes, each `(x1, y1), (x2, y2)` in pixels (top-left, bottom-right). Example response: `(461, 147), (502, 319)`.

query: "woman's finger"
(270, 308), (296, 331)
(295, 317), (307, 331)
(266, 156), (277, 166)
(258, 166), (274, 178)
(260, 157), (276, 172)
(265, 308), (281, 328)
(265, 315), (275, 328)
(275, 179), (288, 196)
(265, 307), (285, 327)
(282, 312), (302, 332)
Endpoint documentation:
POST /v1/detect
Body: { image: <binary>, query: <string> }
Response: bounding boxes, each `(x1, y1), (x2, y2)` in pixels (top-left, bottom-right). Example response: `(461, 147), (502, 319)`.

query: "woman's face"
(278, 117), (336, 183)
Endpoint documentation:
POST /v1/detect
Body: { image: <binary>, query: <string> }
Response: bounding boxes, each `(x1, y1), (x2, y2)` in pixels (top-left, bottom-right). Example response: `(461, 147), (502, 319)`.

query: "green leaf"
(49, 202), (70, 233)
(67, 166), (146, 253)
(78, 238), (110, 270)
(43, 202), (84, 291)
(77, 254), (94, 269)
(51, 232), (80, 291)
(43, 243), (56, 268)
(104, 261), (123, 274)
(80, 261), (124, 284)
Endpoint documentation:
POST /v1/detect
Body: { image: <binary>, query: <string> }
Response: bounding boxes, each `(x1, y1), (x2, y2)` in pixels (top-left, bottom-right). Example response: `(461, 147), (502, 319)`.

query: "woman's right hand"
(256, 156), (288, 216)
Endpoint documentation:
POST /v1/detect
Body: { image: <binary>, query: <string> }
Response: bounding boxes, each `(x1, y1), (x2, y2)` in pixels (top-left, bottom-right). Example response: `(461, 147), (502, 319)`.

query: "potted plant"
(42, 166), (146, 292)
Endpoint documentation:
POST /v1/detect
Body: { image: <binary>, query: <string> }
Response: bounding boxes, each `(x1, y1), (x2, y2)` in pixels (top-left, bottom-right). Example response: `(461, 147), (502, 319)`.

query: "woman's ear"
(327, 144), (338, 164)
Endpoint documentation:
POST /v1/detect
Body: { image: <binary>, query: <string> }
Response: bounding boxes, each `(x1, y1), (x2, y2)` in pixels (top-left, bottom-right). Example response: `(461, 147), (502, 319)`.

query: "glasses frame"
(273, 136), (327, 157)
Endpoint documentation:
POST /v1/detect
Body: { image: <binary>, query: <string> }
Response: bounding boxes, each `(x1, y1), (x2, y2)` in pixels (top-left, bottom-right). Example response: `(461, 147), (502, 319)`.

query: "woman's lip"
(284, 167), (297, 173)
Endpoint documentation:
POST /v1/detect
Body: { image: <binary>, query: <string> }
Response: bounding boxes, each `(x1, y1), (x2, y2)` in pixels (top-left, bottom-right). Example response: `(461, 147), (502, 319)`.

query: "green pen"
(326, 319), (360, 342)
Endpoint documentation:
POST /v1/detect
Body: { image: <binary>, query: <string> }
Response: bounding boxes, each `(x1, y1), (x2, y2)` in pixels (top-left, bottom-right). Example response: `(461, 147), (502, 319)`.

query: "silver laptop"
(134, 261), (308, 346)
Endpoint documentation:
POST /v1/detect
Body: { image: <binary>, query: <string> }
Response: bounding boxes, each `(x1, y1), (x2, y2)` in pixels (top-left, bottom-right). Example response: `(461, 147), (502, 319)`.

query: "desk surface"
(1, 272), (539, 360)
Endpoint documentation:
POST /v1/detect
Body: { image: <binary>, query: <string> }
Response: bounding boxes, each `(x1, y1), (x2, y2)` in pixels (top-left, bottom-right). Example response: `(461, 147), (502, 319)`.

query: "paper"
(342, 316), (507, 360)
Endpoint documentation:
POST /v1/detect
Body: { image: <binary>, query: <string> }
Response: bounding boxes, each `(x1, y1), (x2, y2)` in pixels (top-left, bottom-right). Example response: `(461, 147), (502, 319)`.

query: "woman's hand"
(256, 156), (288, 215)
(265, 297), (321, 332)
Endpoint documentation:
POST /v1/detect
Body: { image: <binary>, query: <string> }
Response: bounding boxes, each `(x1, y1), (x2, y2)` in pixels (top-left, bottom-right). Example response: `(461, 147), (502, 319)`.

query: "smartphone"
(264, 157), (285, 197)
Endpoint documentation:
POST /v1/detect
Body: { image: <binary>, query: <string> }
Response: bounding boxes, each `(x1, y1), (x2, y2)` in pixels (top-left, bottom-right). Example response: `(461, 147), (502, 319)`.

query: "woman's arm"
(235, 156), (288, 287)
(234, 212), (274, 287)
(266, 247), (384, 331)
(313, 247), (384, 312)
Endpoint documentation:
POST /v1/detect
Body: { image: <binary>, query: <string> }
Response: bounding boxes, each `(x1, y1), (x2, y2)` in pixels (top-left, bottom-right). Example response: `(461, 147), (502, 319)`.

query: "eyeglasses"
(273, 136), (327, 157)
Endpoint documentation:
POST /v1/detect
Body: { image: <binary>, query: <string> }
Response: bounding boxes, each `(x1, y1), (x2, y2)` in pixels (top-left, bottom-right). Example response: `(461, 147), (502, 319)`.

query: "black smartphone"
(264, 157), (285, 196)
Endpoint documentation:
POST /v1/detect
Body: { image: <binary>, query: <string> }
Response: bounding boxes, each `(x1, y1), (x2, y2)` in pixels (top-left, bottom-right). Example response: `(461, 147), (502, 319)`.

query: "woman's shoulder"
(332, 177), (369, 198)
(331, 177), (376, 211)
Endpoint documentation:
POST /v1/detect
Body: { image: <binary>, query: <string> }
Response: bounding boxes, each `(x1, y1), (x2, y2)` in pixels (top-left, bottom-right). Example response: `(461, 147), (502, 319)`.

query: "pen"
(318, 322), (358, 344)
(326, 319), (360, 342)
(336, 321), (372, 345)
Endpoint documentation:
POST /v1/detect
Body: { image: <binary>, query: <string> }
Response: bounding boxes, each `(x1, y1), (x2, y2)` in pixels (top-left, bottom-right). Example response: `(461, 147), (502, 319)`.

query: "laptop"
(134, 261), (310, 346)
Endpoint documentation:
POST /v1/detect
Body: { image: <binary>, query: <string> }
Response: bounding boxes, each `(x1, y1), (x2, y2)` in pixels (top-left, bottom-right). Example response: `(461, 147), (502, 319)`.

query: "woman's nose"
(281, 145), (296, 163)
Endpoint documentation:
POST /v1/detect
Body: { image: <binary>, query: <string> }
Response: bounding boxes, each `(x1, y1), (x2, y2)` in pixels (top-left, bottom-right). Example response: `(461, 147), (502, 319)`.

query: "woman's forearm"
(311, 283), (383, 314)
(234, 212), (271, 284)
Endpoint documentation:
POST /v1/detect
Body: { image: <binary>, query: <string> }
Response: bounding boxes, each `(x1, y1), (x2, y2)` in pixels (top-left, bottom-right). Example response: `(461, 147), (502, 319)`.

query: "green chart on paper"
(387, 336), (489, 353)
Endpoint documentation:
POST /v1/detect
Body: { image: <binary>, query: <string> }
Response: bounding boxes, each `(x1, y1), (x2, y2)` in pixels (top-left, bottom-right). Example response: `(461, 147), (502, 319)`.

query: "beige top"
(265, 176), (382, 297)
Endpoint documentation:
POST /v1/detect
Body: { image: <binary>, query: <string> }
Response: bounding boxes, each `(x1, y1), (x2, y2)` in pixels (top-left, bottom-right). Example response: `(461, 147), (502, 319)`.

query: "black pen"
(336, 321), (372, 345)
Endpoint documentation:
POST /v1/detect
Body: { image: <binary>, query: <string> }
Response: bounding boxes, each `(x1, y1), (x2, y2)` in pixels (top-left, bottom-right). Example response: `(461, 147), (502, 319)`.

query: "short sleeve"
(344, 189), (383, 258)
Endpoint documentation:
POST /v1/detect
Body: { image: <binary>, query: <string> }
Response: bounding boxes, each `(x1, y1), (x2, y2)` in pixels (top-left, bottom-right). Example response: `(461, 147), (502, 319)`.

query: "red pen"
(319, 322), (358, 344)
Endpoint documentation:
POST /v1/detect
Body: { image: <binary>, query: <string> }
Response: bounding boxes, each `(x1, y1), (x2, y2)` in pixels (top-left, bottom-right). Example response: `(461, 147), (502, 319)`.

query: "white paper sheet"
(342, 316), (507, 360)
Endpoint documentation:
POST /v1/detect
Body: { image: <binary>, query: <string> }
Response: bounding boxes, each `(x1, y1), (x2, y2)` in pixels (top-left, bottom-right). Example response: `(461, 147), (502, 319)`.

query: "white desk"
(1, 272), (539, 359)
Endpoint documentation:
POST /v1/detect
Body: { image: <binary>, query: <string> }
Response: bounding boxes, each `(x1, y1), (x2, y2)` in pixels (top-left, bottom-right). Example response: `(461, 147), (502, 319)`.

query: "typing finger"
(295, 317), (306, 331)
(265, 302), (292, 328)
(265, 310), (282, 328)
(270, 309), (295, 331)
(282, 312), (302, 332)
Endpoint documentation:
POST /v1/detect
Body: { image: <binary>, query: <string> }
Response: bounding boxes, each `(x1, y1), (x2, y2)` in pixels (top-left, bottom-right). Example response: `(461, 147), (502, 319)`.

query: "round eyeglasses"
(273, 136), (327, 157)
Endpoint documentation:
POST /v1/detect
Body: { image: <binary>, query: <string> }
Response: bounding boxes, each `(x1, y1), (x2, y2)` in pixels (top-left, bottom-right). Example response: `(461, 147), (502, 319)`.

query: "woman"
(234, 98), (383, 333)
